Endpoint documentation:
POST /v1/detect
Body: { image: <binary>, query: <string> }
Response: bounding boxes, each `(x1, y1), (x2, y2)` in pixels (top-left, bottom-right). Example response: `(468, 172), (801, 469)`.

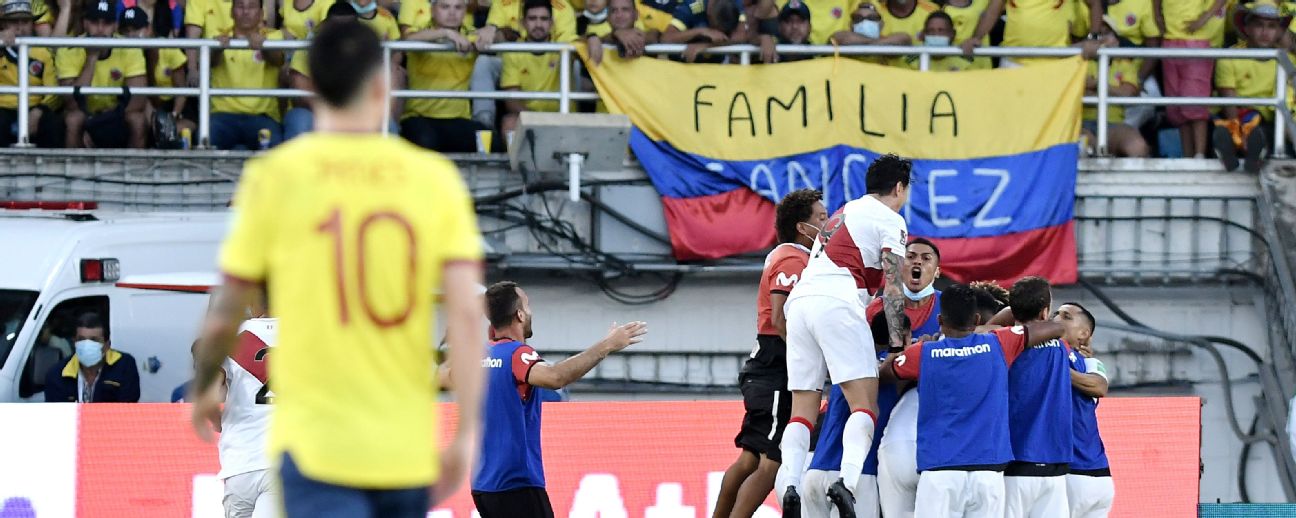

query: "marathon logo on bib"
(930, 343), (991, 358)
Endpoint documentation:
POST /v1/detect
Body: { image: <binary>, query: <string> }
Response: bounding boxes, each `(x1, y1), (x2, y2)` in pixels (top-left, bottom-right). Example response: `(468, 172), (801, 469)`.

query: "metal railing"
(1, 37), (1290, 152)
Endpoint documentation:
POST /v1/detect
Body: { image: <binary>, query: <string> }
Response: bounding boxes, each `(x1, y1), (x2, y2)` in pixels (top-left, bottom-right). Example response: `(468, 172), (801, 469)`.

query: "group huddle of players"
(715, 155), (1115, 518)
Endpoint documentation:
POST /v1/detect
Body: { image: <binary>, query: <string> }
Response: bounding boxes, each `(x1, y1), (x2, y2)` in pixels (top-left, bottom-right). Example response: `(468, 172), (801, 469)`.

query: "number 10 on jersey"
(317, 208), (418, 328)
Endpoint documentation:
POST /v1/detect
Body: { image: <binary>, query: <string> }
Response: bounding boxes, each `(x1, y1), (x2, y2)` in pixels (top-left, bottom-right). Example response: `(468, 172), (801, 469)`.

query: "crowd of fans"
(0, 0), (1289, 169)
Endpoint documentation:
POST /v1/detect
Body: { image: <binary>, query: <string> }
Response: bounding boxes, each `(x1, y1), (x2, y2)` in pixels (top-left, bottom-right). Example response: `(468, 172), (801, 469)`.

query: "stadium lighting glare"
(509, 112), (632, 202)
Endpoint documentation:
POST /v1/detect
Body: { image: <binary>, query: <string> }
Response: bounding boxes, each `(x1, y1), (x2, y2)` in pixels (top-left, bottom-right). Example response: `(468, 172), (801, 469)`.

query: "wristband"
(1084, 357), (1108, 382)
(1086, 32), (1101, 41)
(888, 346), (904, 354)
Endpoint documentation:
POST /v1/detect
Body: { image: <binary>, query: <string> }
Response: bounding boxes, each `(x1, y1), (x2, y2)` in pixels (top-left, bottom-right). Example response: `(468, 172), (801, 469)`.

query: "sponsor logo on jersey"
(775, 272), (799, 287)
(482, 357), (504, 368)
(520, 351), (540, 365)
(930, 343), (991, 358)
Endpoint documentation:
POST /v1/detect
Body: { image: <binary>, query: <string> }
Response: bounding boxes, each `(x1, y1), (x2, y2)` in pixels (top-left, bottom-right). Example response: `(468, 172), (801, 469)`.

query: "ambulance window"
(0, 290), (39, 371)
(16, 296), (109, 398)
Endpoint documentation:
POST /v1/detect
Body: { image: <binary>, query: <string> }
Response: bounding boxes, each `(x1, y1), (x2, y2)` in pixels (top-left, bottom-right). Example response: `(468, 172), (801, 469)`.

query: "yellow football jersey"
(404, 27), (477, 120)
(1215, 42), (1277, 120)
(210, 28), (284, 119)
(487, 0), (579, 42)
(0, 47), (57, 110)
(775, 0), (857, 45)
(943, 0), (990, 44)
(1002, 0), (1074, 47)
(877, 0), (939, 41)
(1072, 0), (1159, 44)
(501, 50), (561, 112)
(153, 48), (188, 101)
(360, 7), (403, 40)
(1083, 58), (1140, 122)
(55, 44), (147, 114)
(185, 0), (235, 38)
(219, 133), (483, 488)
(281, 0), (333, 39)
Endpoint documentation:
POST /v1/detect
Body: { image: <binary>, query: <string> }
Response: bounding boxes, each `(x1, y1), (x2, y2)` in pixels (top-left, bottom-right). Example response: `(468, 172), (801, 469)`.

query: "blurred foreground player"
(716, 189), (826, 518)
(473, 281), (647, 518)
(779, 154), (913, 518)
(882, 284), (1068, 518)
(191, 19), (488, 518)
(1055, 302), (1115, 518)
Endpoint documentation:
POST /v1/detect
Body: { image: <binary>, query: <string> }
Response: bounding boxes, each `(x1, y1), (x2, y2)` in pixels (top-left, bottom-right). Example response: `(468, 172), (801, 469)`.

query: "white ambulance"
(0, 203), (227, 403)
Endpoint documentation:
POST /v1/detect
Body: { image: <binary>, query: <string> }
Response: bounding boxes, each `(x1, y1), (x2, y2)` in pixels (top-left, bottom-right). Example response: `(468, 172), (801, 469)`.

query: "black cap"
(779, 0), (809, 21)
(119, 6), (148, 30)
(84, 0), (117, 22)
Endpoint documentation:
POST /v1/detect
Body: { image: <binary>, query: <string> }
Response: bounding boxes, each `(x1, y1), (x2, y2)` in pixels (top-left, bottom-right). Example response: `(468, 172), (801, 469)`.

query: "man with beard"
(473, 281), (648, 517)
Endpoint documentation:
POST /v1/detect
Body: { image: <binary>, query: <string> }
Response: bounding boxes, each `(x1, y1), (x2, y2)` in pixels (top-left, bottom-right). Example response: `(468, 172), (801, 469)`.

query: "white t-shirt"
(790, 195), (908, 304)
(218, 318), (276, 480)
(880, 387), (918, 448)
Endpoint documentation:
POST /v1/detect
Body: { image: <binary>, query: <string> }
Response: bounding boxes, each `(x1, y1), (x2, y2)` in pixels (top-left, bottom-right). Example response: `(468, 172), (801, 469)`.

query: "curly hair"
(775, 189), (823, 244)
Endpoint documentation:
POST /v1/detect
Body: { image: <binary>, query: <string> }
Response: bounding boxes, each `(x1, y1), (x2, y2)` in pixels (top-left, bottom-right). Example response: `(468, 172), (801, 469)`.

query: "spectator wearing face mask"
(902, 10), (987, 71)
(44, 312), (140, 403)
(1079, 15), (1149, 157)
(831, 2), (910, 65)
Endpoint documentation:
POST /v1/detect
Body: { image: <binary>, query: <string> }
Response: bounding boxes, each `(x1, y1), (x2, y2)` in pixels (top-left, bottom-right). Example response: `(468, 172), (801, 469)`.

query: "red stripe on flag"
(924, 221), (1078, 286)
(660, 189), (777, 261)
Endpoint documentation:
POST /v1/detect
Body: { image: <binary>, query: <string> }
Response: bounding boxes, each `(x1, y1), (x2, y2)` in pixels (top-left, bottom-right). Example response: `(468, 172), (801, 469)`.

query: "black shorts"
(734, 369), (792, 463)
(472, 487), (554, 518)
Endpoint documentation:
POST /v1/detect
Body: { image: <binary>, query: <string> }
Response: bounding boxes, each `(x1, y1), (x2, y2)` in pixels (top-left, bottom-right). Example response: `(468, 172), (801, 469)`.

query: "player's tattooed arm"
(881, 250), (907, 351)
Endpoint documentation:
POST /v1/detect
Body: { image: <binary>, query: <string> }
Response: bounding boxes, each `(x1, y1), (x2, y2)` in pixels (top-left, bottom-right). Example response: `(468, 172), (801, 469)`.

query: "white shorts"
(786, 296), (878, 391)
(877, 440), (918, 518)
(1065, 474), (1115, 518)
(915, 470), (1005, 518)
(1004, 475), (1069, 518)
(222, 469), (278, 518)
(801, 470), (878, 518)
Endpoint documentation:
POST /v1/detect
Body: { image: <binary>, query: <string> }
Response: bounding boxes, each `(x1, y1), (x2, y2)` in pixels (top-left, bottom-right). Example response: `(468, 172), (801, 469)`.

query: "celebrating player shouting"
(779, 154), (913, 518)
(192, 19), (487, 518)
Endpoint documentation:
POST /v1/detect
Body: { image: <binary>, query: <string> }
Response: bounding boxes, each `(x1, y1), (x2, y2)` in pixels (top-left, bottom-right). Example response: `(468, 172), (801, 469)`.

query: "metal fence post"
(198, 44), (211, 149)
(382, 46), (392, 135)
(1275, 57), (1287, 157)
(919, 50), (930, 72)
(1096, 53), (1109, 156)
(740, 50), (750, 65)
(15, 41), (32, 147)
(559, 46), (571, 114)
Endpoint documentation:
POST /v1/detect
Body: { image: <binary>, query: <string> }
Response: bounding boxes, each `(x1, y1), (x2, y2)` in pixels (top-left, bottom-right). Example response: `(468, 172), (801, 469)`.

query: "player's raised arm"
(1070, 367), (1109, 398)
(1020, 320), (1066, 347)
(191, 278), (261, 441)
(526, 322), (647, 389)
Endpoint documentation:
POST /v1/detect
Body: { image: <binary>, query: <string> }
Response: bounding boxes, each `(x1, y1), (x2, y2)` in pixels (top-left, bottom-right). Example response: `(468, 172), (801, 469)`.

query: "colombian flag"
(581, 51), (1084, 285)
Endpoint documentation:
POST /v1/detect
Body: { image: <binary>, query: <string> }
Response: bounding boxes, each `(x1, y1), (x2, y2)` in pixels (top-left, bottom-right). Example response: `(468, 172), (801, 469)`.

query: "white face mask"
(75, 339), (104, 367)
(853, 19), (881, 39)
(924, 34), (950, 47)
(583, 7), (608, 23)
(903, 283), (935, 301)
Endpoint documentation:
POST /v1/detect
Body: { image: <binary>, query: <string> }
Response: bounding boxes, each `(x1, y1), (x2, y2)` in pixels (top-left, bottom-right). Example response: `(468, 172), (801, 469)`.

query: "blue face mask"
(903, 283), (935, 301)
(75, 339), (104, 367)
(853, 19), (880, 39)
(350, 0), (378, 14)
(924, 35), (950, 47)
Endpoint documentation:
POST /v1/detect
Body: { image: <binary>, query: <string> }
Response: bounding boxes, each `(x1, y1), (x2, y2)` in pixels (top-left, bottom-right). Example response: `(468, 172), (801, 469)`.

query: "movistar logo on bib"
(930, 343), (991, 358)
